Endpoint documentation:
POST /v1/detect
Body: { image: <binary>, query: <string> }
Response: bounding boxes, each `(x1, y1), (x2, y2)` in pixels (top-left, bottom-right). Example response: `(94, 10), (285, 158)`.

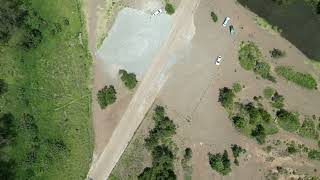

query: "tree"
(97, 85), (117, 109)
(119, 69), (138, 89)
(208, 150), (231, 175)
(218, 87), (235, 109)
(251, 124), (266, 144)
(184, 148), (192, 161)
(0, 79), (8, 95)
(165, 2), (175, 15)
(276, 109), (300, 132)
(0, 113), (16, 147)
(232, 116), (245, 129)
(210, 11), (218, 22)
(231, 144), (246, 165)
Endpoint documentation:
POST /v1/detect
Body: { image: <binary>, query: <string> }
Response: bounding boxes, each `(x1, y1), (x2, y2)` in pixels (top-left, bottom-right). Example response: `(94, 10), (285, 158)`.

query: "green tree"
(231, 144), (246, 165)
(119, 69), (138, 89)
(218, 87), (235, 109)
(232, 116), (246, 129)
(276, 109), (300, 132)
(251, 124), (266, 144)
(210, 11), (218, 22)
(208, 150), (231, 175)
(97, 85), (117, 109)
(184, 148), (192, 161)
(165, 2), (175, 15)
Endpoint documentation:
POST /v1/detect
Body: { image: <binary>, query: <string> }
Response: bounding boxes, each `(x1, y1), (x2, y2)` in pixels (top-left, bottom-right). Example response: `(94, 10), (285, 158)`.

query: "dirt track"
(87, 0), (200, 179)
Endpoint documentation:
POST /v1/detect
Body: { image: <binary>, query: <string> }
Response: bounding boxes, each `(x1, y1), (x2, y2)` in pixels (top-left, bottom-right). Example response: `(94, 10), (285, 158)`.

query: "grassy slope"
(0, 0), (92, 179)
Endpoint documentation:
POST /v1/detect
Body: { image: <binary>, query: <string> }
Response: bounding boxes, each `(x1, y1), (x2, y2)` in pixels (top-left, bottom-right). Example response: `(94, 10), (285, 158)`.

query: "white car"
(152, 9), (163, 16)
(223, 17), (231, 27)
(215, 56), (222, 65)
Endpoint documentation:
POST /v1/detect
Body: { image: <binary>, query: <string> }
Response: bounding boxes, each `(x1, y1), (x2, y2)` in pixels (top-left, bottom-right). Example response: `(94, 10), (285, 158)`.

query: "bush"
(184, 148), (192, 161)
(218, 87), (235, 110)
(269, 48), (286, 59)
(298, 119), (319, 140)
(238, 41), (261, 71)
(208, 150), (231, 175)
(232, 82), (242, 93)
(0, 79), (8, 95)
(276, 109), (300, 132)
(97, 85), (117, 109)
(239, 42), (275, 82)
(275, 66), (317, 89)
(263, 87), (275, 99)
(308, 150), (320, 160)
(271, 92), (284, 109)
(287, 145), (298, 154)
(165, 2), (175, 15)
(251, 124), (266, 144)
(232, 116), (246, 129)
(231, 144), (246, 165)
(210, 11), (218, 22)
(119, 69), (138, 89)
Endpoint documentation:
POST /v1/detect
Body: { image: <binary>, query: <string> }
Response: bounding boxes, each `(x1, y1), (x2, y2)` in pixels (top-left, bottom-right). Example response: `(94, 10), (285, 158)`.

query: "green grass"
(0, 0), (93, 179)
(232, 82), (242, 93)
(298, 118), (319, 140)
(263, 87), (275, 99)
(275, 66), (317, 89)
(254, 16), (282, 34)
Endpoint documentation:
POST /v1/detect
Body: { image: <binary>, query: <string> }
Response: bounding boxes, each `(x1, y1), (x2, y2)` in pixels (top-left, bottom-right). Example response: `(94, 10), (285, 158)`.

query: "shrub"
(251, 124), (266, 144)
(165, 2), (175, 15)
(270, 48), (286, 59)
(298, 119), (319, 140)
(210, 11), (218, 22)
(263, 87), (275, 99)
(308, 150), (320, 160)
(97, 85), (117, 109)
(231, 144), (246, 165)
(276, 109), (300, 132)
(119, 69), (138, 89)
(271, 92), (284, 109)
(232, 82), (242, 93)
(184, 148), (192, 161)
(208, 150), (231, 175)
(287, 145), (298, 154)
(218, 87), (235, 110)
(275, 66), (317, 89)
(0, 79), (8, 95)
(254, 61), (272, 79)
(238, 41), (261, 70)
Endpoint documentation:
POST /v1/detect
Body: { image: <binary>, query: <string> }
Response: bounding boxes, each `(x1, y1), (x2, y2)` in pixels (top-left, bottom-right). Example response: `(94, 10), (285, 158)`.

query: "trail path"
(87, 0), (200, 179)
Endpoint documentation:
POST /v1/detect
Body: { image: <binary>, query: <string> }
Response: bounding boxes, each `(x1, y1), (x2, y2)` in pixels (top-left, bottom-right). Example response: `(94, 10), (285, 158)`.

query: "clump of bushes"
(231, 144), (246, 166)
(139, 106), (177, 179)
(119, 69), (138, 89)
(308, 150), (320, 160)
(238, 41), (275, 82)
(208, 150), (231, 175)
(271, 92), (285, 109)
(276, 109), (300, 133)
(251, 124), (267, 144)
(287, 144), (298, 154)
(218, 87), (235, 110)
(165, 2), (175, 15)
(275, 66), (317, 89)
(210, 11), (218, 22)
(270, 48), (286, 59)
(298, 118), (319, 140)
(97, 85), (117, 109)
(232, 82), (242, 93)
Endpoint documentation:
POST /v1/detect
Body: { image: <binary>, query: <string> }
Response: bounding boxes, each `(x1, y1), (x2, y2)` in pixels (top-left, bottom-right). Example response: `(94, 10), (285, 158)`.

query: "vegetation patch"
(119, 69), (138, 90)
(276, 109), (300, 133)
(181, 148), (193, 180)
(270, 48), (286, 59)
(231, 144), (246, 166)
(208, 150), (231, 175)
(238, 41), (275, 82)
(0, 0), (93, 179)
(308, 150), (320, 160)
(218, 87), (236, 110)
(275, 66), (317, 89)
(254, 16), (282, 33)
(139, 106), (177, 179)
(271, 92), (285, 109)
(298, 118), (319, 140)
(97, 85), (117, 109)
(210, 11), (218, 22)
(232, 82), (242, 93)
(263, 87), (275, 99)
(165, 1), (175, 15)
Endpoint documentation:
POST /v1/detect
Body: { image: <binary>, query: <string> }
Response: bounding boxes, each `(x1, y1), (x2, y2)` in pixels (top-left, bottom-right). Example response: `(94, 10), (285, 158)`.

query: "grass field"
(0, 0), (93, 179)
